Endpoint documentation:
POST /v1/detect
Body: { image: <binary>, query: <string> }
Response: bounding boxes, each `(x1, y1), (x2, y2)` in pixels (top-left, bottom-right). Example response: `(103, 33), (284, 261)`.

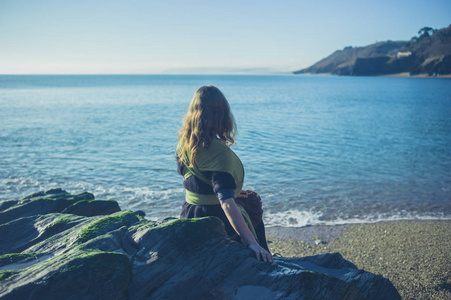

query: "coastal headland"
(294, 25), (451, 77)
(0, 189), (401, 299)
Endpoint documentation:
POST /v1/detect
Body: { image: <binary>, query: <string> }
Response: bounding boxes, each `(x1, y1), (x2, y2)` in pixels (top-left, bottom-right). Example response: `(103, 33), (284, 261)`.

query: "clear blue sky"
(0, 0), (450, 74)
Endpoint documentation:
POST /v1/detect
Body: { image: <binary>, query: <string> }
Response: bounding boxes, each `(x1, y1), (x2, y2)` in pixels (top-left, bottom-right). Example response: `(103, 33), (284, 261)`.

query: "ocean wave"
(264, 209), (451, 228)
(2, 177), (450, 228)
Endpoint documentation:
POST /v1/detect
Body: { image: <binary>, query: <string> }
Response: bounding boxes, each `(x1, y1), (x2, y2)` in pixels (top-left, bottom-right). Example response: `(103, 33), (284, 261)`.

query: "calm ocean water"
(1, 75), (450, 227)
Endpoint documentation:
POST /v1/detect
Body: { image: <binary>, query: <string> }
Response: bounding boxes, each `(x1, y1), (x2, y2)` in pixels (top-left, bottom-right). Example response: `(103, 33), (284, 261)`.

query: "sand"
(381, 73), (451, 78)
(266, 220), (451, 300)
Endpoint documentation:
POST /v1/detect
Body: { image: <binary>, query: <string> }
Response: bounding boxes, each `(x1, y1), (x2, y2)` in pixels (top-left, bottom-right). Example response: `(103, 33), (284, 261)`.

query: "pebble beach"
(266, 220), (451, 300)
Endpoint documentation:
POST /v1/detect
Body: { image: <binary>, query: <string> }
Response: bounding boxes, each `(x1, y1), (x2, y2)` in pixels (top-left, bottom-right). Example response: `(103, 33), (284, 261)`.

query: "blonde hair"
(177, 85), (236, 167)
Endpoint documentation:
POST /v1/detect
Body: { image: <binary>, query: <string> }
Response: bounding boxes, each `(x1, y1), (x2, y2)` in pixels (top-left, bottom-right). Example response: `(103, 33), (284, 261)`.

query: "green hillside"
(294, 25), (451, 76)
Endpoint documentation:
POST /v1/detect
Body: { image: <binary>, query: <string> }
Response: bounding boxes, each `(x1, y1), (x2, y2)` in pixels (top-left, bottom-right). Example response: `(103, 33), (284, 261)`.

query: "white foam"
(121, 186), (185, 198)
(264, 210), (324, 227)
(2, 178), (449, 228)
(264, 210), (451, 228)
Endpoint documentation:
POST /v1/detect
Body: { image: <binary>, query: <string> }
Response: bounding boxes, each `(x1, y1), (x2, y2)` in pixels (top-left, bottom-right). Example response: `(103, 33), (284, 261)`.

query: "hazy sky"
(1, 0), (450, 74)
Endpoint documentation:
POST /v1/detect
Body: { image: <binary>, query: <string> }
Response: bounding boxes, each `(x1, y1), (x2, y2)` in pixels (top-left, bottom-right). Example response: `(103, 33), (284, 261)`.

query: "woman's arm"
(220, 198), (273, 263)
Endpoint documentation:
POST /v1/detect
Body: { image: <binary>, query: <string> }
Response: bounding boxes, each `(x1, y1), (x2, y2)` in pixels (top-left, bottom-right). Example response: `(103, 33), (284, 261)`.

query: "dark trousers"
(180, 201), (269, 251)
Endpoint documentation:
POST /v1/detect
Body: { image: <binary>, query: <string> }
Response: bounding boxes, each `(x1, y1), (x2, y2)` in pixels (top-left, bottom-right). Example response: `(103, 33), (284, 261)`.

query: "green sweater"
(178, 139), (258, 242)
(178, 138), (244, 205)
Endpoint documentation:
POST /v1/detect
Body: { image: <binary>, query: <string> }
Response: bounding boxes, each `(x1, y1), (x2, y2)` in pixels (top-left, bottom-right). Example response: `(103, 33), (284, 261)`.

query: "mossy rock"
(0, 189), (95, 226)
(0, 200), (18, 213)
(0, 251), (131, 300)
(0, 270), (19, 282)
(62, 199), (120, 217)
(77, 211), (139, 244)
(0, 253), (36, 267)
(0, 213), (87, 255)
(0, 189), (401, 300)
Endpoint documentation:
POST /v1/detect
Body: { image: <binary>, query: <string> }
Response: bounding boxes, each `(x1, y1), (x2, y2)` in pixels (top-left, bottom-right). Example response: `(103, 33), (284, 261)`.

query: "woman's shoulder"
(196, 139), (234, 166)
(209, 138), (230, 150)
(201, 139), (234, 157)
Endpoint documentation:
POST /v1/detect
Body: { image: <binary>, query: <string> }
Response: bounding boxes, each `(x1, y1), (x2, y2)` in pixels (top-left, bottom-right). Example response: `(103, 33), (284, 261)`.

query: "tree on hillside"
(418, 27), (436, 38)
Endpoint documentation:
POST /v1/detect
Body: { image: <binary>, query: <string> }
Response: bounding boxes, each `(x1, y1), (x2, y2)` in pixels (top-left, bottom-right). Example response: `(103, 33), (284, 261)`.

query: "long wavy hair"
(177, 85), (236, 167)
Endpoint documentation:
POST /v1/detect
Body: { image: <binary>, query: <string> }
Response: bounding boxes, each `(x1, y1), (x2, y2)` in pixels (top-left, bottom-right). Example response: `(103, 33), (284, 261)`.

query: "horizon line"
(0, 72), (297, 76)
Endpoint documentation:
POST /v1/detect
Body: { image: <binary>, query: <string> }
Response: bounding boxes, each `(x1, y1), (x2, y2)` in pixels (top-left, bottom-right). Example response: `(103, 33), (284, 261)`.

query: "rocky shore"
(267, 220), (451, 300)
(0, 189), (400, 299)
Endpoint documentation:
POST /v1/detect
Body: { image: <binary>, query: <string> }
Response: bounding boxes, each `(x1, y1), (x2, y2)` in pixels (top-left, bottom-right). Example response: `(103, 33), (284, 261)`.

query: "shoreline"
(266, 220), (451, 300)
(295, 72), (451, 78)
(381, 72), (451, 78)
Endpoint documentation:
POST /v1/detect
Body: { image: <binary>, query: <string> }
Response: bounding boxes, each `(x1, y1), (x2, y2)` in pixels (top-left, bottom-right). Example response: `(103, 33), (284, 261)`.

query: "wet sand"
(266, 220), (451, 300)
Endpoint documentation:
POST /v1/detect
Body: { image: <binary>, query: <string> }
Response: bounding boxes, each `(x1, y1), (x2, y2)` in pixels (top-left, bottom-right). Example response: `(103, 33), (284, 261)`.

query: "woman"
(176, 85), (273, 263)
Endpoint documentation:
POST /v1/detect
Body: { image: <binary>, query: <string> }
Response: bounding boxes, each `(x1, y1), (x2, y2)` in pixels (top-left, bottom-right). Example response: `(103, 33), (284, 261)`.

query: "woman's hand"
(248, 243), (274, 263)
(220, 198), (273, 263)
(236, 190), (249, 199)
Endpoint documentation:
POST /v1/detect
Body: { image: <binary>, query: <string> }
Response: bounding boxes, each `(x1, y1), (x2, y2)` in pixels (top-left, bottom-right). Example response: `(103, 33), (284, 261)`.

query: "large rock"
(0, 188), (119, 225)
(0, 189), (401, 299)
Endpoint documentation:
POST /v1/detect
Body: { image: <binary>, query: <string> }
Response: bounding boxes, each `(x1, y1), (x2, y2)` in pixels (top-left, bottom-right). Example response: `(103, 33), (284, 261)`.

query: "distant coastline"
(298, 72), (451, 78)
(294, 25), (451, 77)
(380, 72), (451, 78)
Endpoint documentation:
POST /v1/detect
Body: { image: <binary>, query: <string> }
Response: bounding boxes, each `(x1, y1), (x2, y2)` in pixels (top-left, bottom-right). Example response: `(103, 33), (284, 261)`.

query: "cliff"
(0, 189), (401, 299)
(294, 25), (451, 76)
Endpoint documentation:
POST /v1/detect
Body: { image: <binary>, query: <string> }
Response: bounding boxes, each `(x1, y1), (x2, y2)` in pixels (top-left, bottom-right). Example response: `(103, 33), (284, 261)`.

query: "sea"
(1, 75), (450, 227)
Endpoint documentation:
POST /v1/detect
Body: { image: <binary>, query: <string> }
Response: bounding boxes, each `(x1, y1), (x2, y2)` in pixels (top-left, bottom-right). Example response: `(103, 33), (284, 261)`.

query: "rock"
(0, 189), (95, 225)
(133, 210), (146, 217)
(61, 199), (120, 217)
(295, 252), (357, 269)
(288, 217), (298, 225)
(0, 213), (87, 255)
(0, 189), (401, 299)
(0, 251), (131, 300)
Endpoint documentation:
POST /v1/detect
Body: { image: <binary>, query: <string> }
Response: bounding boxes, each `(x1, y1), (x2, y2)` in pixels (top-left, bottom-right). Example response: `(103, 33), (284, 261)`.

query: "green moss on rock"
(0, 270), (19, 281)
(0, 251), (131, 299)
(0, 253), (36, 267)
(77, 211), (139, 244)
